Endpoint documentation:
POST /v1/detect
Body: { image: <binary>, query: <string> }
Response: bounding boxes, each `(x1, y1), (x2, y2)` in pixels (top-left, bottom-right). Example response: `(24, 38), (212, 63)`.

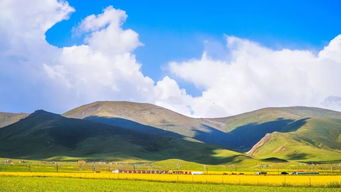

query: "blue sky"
(46, 0), (341, 89)
(1, 0), (341, 116)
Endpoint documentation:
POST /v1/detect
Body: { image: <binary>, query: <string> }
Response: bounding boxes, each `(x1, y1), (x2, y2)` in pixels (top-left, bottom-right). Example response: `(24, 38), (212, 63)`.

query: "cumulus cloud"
(169, 35), (341, 117)
(154, 76), (194, 115)
(43, 5), (157, 109)
(0, 0), (340, 118)
(75, 6), (141, 54)
(0, 0), (74, 111)
(0, 0), (192, 115)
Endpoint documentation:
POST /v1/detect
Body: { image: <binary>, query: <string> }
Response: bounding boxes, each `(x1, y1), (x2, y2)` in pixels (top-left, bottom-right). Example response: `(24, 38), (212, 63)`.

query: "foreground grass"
(0, 176), (340, 192)
(2, 158), (341, 174)
(1, 172), (340, 187)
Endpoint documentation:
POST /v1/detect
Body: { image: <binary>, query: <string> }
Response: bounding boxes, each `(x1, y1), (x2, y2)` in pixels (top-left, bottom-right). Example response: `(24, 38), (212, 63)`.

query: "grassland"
(0, 110), (249, 165)
(1, 171), (341, 187)
(2, 158), (341, 173)
(248, 118), (341, 162)
(1, 104), (341, 191)
(1, 104), (341, 164)
(63, 102), (341, 162)
(1, 176), (340, 192)
(1, 158), (340, 191)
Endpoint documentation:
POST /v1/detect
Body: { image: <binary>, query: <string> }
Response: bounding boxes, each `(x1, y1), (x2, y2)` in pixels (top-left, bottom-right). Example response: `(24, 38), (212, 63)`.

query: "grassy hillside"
(247, 118), (341, 162)
(209, 106), (341, 132)
(63, 101), (224, 139)
(1, 102), (340, 164)
(0, 112), (28, 128)
(203, 107), (341, 152)
(194, 118), (308, 152)
(0, 110), (241, 164)
(63, 102), (341, 161)
(63, 101), (305, 151)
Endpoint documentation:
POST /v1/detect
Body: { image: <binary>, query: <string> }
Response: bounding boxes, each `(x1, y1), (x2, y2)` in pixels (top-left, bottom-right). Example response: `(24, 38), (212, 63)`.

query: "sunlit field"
(1, 158), (341, 174)
(0, 172), (340, 187)
(1, 159), (341, 188)
(1, 176), (341, 192)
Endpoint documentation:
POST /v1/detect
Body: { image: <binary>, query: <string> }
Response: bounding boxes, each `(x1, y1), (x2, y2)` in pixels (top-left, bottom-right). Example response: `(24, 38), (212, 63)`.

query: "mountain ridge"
(63, 101), (341, 154)
(0, 112), (29, 128)
(0, 101), (340, 163)
(0, 109), (240, 163)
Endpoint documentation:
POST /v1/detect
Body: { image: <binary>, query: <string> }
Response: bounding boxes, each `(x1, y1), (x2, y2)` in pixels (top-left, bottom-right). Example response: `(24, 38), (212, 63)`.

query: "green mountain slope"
(202, 107), (341, 153)
(2, 102), (339, 163)
(64, 102), (341, 160)
(247, 118), (341, 162)
(63, 101), (223, 138)
(208, 106), (341, 132)
(0, 110), (240, 163)
(0, 112), (28, 128)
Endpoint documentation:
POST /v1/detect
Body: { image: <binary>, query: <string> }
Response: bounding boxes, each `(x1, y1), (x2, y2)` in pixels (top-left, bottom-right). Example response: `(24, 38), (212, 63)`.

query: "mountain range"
(0, 101), (340, 164)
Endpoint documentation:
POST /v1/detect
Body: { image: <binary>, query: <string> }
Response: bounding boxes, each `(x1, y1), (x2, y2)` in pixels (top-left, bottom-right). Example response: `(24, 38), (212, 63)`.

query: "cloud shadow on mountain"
(84, 116), (183, 138)
(194, 118), (308, 152)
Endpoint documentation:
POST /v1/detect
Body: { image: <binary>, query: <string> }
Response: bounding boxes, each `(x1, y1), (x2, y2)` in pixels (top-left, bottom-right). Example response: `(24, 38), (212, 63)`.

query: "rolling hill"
(209, 106), (341, 132)
(63, 101), (223, 138)
(208, 107), (341, 162)
(0, 101), (340, 163)
(247, 118), (341, 162)
(0, 110), (240, 163)
(0, 112), (28, 128)
(64, 102), (341, 162)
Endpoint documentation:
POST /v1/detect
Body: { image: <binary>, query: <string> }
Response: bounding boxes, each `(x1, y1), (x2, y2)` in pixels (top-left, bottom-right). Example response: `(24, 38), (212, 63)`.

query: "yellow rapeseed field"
(0, 172), (340, 187)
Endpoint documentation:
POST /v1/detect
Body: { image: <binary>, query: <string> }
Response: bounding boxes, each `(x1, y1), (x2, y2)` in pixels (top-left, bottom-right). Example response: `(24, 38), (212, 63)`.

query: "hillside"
(0, 112), (29, 128)
(1, 102), (340, 163)
(202, 107), (341, 156)
(208, 106), (341, 132)
(64, 102), (341, 158)
(0, 110), (240, 163)
(247, 118), (341, 162)
(63, 101), (224, 142)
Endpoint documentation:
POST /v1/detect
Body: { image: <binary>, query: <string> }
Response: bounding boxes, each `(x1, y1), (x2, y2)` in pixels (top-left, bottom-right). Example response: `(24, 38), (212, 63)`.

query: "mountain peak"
(33, 109), (48, 113)
(31, 109), (51, 115)
(27, 110), (60, 119)
(63, 101), (192, 124)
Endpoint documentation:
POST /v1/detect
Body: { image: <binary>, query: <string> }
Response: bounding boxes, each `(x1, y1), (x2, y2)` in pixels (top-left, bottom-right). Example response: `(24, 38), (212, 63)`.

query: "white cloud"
(0, 0), (190, 115)
(0, 0), (74, 111)
(76, 6), (141, 54)
(42, 5), (162, 110)
(169, 35), (341, 117)
(154, 76), (194, 115)
(0, 0), (340, 118)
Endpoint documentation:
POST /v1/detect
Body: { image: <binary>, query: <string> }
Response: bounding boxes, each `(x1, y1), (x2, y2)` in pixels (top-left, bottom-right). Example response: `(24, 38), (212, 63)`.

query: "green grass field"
(2, 158), (341, 175)
(0, 176), (340, 192)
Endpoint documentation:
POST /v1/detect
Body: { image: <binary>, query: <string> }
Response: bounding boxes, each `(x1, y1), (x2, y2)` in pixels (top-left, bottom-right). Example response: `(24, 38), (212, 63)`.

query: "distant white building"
(191, 171), (203, 175)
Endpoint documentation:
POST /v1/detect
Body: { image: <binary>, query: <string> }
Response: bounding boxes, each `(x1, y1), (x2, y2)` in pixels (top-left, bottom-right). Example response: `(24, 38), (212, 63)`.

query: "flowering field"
(1, 176), (340, 192)
(0, 171), (340, 187)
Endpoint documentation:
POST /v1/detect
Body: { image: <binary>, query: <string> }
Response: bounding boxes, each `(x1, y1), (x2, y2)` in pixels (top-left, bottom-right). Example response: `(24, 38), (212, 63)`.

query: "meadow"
(1, 176), (341, 192)
(0, 171), (340, 187)
(1, 158), (341, 174)
(1, 158), (341, 190)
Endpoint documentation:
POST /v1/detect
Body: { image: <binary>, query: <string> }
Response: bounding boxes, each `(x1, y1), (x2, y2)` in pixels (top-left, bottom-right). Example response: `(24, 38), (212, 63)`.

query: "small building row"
(112, 169), (201, 175)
